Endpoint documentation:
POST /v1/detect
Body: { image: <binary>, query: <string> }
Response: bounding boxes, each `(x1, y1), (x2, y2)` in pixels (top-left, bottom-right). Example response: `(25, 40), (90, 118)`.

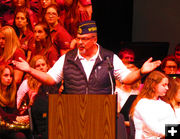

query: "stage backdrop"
(133, 0), (180, 55)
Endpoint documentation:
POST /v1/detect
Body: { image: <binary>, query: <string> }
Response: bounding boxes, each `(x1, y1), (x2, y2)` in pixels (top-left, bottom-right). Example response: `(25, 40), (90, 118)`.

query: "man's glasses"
(76, 36), (96, 42)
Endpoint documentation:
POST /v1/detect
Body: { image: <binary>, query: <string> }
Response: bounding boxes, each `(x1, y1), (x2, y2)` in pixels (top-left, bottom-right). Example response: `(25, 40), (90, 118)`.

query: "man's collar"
(78, 43), (100, 61)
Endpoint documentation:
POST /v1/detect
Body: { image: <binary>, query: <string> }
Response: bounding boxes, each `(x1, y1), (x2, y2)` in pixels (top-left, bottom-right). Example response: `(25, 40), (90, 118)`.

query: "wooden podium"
(48, 94), (117, 139)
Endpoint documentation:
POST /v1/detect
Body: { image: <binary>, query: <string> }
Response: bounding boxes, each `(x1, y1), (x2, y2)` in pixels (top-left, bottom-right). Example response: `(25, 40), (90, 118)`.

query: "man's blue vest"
(63, 46), (115, 94)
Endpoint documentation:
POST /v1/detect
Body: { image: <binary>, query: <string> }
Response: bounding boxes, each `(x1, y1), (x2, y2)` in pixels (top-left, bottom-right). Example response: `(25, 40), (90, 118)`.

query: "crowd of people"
(0, 0), (180, 139)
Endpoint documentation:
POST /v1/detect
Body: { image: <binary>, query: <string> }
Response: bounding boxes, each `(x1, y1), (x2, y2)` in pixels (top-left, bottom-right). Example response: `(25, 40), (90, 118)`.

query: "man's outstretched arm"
(123, 57), (161, 84)
(12, 57), (56, 85)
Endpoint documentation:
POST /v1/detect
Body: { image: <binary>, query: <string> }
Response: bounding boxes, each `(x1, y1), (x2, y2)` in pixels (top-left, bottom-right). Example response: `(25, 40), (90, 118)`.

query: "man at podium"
(13, 20), (161, 94)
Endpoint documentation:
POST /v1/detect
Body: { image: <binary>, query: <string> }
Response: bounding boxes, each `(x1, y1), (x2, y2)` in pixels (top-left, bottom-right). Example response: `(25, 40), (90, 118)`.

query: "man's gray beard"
(79, 49), (86, 55)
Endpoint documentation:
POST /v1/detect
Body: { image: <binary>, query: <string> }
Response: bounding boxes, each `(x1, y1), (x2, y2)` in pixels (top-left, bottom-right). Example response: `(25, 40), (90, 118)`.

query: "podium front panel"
(48, 94), (117, 139)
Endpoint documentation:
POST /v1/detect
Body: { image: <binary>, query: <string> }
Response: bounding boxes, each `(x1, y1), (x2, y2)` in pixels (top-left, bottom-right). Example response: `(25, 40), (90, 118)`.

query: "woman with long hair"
(32, 22), (59, 67)
(0, 26), (26, 85)
(0, 64), (27, 139)
(17, 55), (49, 114)
(129, 70), (178, 138)
(0, 65), (16, 109)
(13, 7), (34, 62)
(1, 0), (37, 27)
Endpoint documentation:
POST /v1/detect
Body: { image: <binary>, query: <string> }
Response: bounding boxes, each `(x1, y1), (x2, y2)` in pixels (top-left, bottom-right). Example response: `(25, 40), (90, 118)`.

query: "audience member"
(118, 48), (135, 66)
(162, 77), (180, 122)
(63, 0), (80, 38)
(13, 7), (34, 62)
(1, 0), (38, 27)
(43, 4), (73, 56)
(78, 0), (92, 22)
(37, 0), (57, 23)
(0, 26), (26, 85)
(0, 64), (28, 139)
(17, 55), (49, 117)
(130, 70), (178, 139)
(161, 55), (178, 74)
(32, 22), (59, 67)
(63, 0), (93, 38)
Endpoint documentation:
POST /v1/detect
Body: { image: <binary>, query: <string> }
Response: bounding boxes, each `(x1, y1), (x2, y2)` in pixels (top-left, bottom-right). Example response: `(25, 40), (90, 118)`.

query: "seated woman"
(16, 55), (60, 139)
(0, 26), (26, 85)
(0, 64), (27, 139)
(129, 70), (178, 139)
(162, 77), (180, 122)
(17, 55), (49, 115)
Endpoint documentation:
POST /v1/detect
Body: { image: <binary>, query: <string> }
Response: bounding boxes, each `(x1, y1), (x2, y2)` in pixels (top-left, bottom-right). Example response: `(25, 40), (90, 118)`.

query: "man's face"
(163, 60), (178, 74)
(122, 53), (134, 64)
(76, 33), (97, 55)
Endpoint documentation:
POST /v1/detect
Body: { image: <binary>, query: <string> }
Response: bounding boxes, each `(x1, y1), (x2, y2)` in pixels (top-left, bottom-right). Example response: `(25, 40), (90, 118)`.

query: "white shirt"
(47, 45), (131, 83)
(133, 98), (178, 139)
(16, 79), (37, 109)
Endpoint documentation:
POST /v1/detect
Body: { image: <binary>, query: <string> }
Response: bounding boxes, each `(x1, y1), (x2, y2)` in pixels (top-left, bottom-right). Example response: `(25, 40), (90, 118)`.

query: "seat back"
(129, 116), (135, 139)
(117, 113), (128, 139)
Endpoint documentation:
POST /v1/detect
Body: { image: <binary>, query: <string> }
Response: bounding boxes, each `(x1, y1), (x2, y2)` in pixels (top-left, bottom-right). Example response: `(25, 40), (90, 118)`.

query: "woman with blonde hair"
(129, 70), (178, 139)
(0, 64), (16, 109)
(0, 26), (26, 85)
(17, 55), (49, 115)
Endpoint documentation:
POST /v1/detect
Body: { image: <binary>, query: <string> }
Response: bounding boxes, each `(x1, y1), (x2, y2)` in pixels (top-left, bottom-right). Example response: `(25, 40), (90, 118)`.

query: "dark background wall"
(132, 0), (180, 55)
(91, 0), (180, 62)
(92, 0), (133, 54)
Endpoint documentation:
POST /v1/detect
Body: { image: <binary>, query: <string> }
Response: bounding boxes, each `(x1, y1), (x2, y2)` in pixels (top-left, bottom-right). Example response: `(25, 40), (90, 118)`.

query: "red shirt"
(31, 45), (59, 67)
(51, 23), (73, 55)
(19, 28), (34, 55)
(1, 8), (38, 27)
(0, 48), (26, 68)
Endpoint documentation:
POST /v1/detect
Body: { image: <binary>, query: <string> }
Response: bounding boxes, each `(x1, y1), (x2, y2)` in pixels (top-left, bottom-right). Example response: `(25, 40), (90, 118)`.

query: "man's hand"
(141, 57), (161, 74)
(12, 57), (31, 73)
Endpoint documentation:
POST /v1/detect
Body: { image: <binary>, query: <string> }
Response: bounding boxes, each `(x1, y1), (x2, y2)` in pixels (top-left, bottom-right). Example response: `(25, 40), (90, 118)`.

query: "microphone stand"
(106, 57), (114, 95)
